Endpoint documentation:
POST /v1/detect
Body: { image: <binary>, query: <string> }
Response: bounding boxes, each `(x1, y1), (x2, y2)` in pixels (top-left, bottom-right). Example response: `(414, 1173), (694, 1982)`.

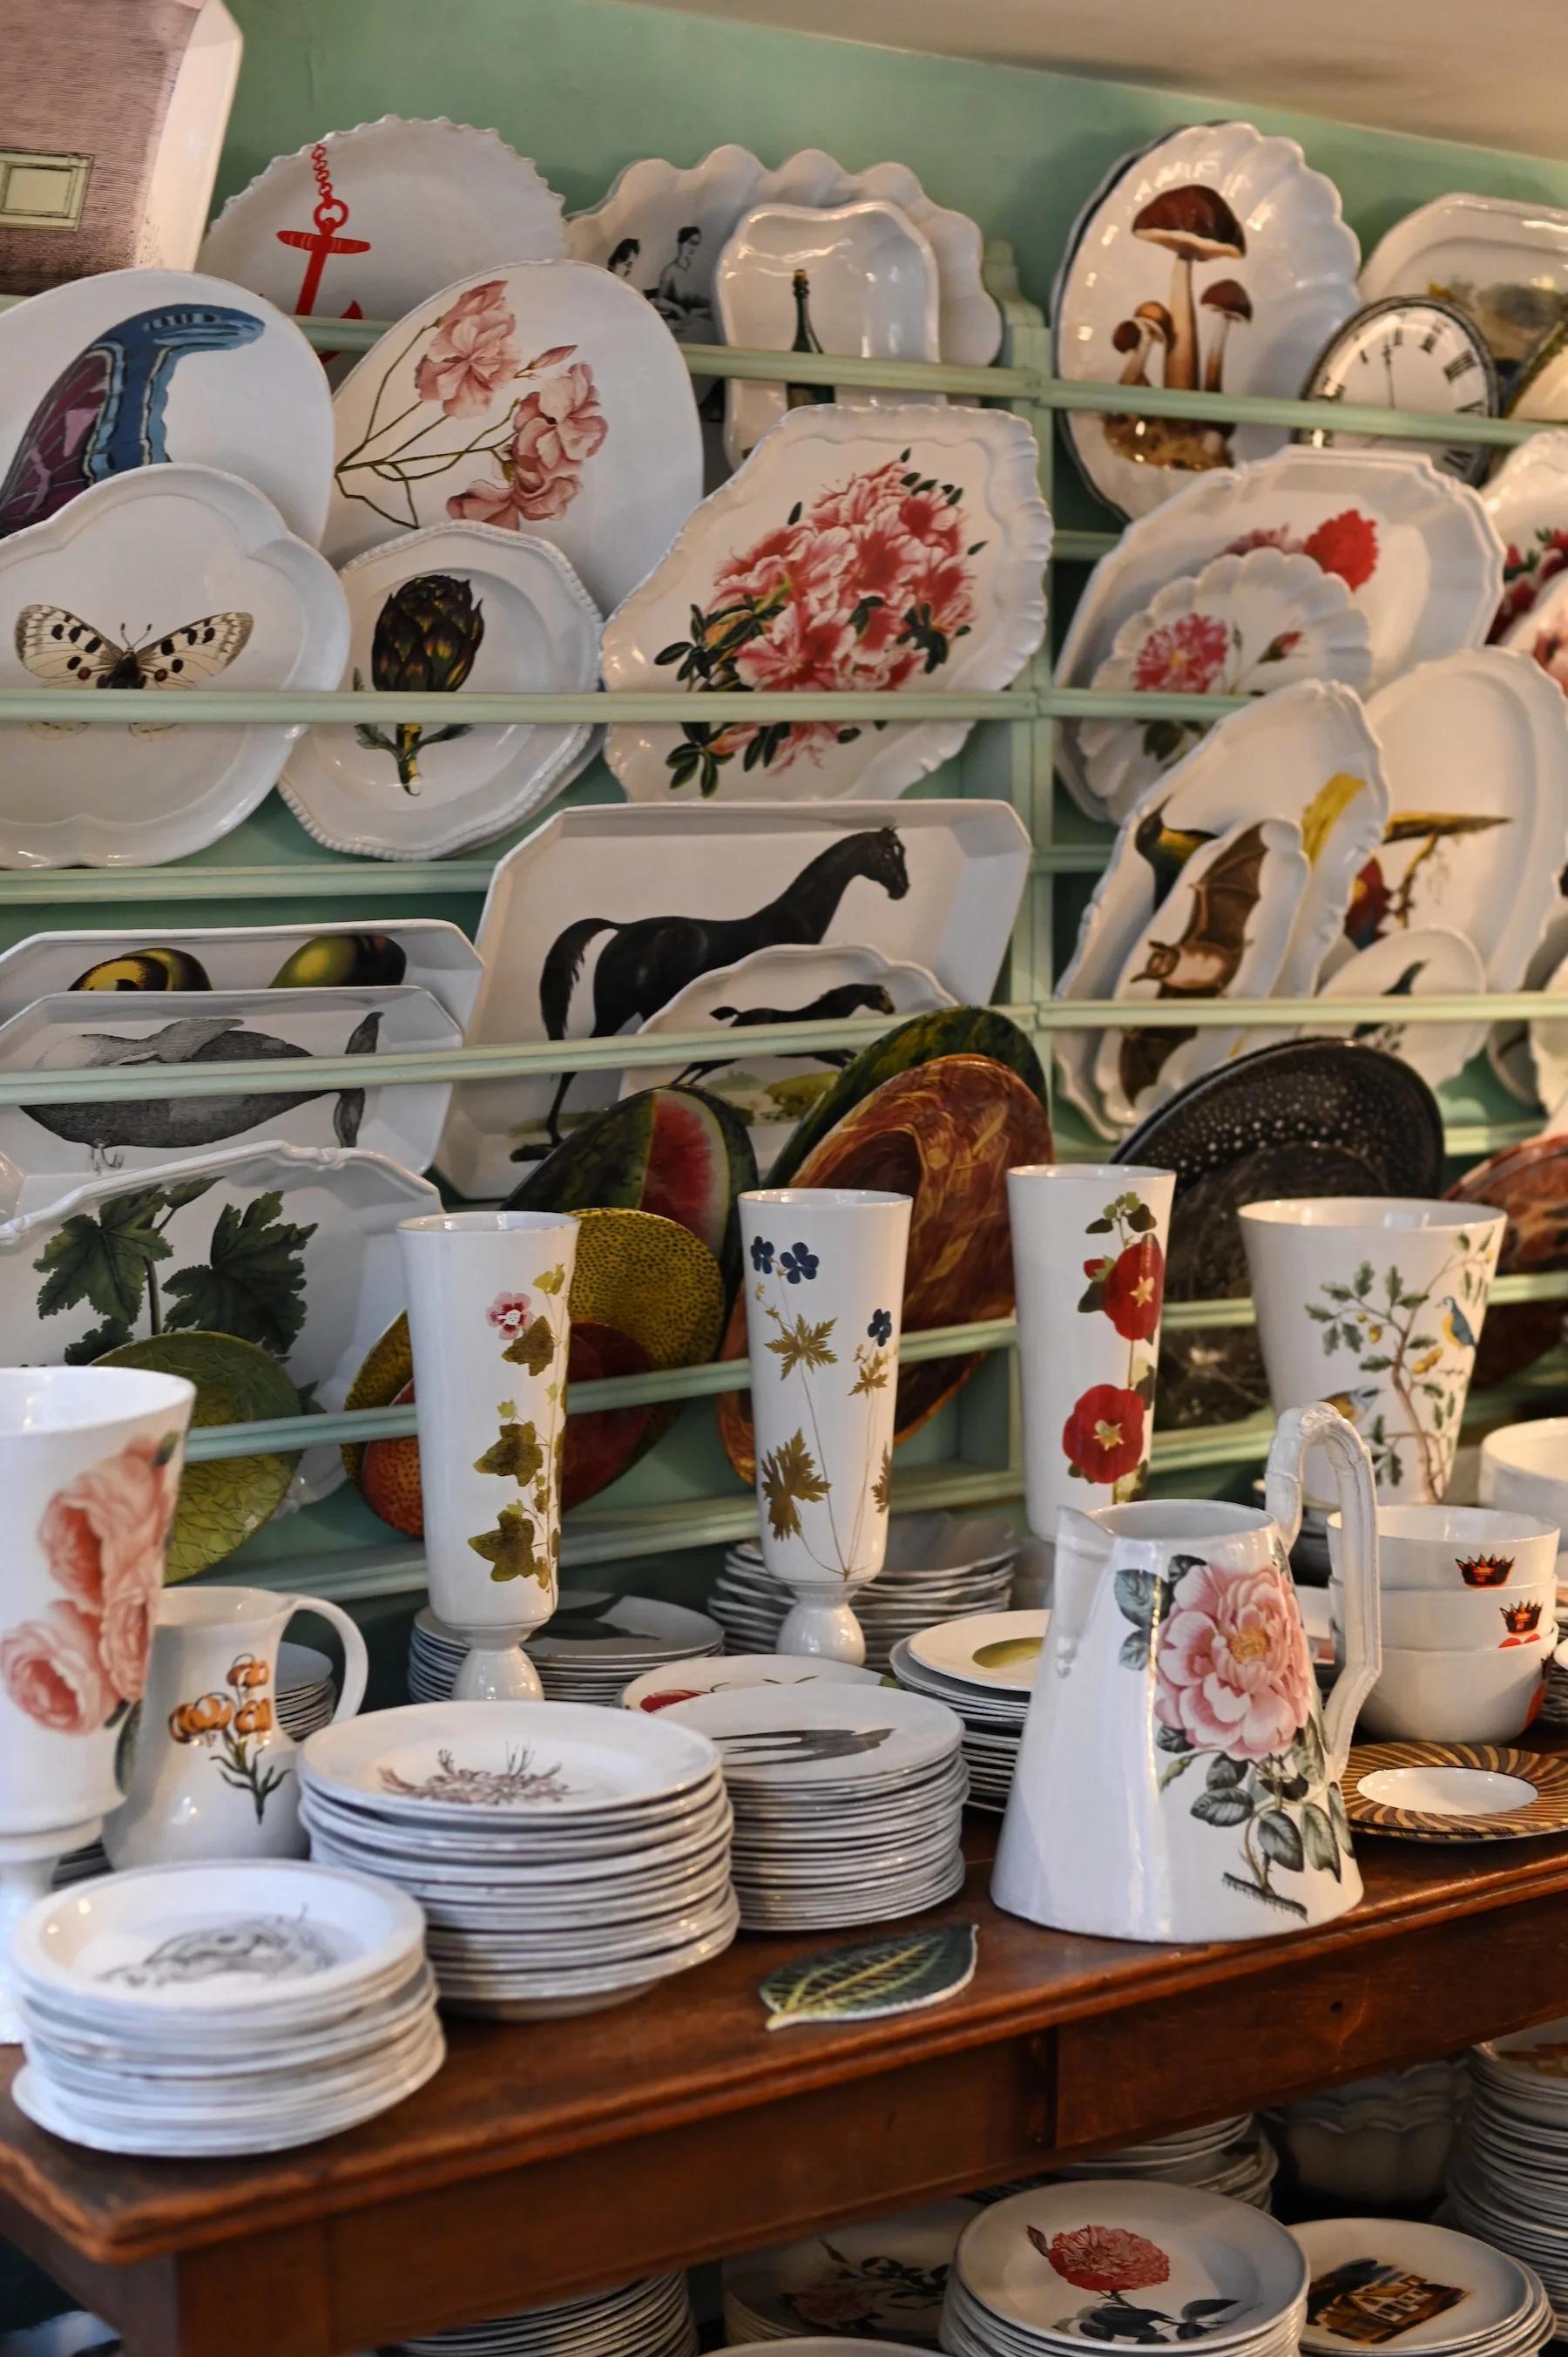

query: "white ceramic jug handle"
(284, 1596), (369, 1724)
(1266, 1402), (1382, 1781)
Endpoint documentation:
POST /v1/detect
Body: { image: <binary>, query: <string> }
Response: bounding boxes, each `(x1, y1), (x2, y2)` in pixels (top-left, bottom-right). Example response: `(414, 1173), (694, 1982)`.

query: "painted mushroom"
(1130, 186), (1247, 390)
(1201, 279), (1253, 392)
(1112, 319), (1146, 382)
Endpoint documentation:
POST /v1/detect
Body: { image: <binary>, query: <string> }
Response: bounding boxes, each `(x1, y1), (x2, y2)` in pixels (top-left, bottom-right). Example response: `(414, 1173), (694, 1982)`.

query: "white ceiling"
(632, 0), (1568, 162)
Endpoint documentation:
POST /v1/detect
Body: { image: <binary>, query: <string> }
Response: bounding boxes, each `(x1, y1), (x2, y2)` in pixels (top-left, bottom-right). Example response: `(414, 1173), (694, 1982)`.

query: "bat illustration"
(1119, 821), (1271, 1107)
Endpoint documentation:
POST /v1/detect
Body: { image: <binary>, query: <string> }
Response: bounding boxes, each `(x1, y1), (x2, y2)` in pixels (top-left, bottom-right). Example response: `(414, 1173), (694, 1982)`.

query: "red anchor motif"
(275, 143), (369, 361)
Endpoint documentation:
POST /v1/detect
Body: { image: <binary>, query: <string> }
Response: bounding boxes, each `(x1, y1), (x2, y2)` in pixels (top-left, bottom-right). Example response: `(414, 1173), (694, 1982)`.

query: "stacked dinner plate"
(407, 1596), (724, 1704)
(1292, 2217), (1551, 2357)
(388, 2274), (699, 2357)
(8, 1858), (442, 2157)
(664, 1684), (966, 1931)
(723, 2200), (985, 2346)
(301, 1700), (737, 2018)
(408, 1607), (468, 1701)
(1044, 2117), (1279, 2211)
(942, 2183), (1309, 2357)
(1447, 2015), (1568, 2327)
(710, 1512), (1018, 1672)
(889, 1613), (1047, 1812)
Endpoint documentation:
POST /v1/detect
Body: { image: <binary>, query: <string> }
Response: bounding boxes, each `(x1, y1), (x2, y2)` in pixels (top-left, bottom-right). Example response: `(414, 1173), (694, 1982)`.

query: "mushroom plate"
(1053, 121), (1361, 521)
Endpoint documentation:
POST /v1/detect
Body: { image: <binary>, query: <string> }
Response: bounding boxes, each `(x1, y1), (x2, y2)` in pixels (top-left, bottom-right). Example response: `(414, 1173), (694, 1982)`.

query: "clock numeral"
(1420, 328), (1438, 352)
(1390, 325), (1403, 348)
(1454, 396), (1490, 414)
(1443, 449), (1476, 475)
(1443, 350), (1479, 381)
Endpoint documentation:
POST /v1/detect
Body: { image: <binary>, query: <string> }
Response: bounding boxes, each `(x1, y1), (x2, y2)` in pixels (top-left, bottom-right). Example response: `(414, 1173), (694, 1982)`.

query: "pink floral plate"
(322, 263), (703, 612)
(1483, 426), (1568, 641)
(600, 403), (1051, 803)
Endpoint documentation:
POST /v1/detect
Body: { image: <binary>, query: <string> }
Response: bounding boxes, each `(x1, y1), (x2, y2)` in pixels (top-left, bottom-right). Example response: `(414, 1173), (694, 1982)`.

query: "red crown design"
(1459, 1553), (1514, 1588)
(1501, 1600), (1543, 1635)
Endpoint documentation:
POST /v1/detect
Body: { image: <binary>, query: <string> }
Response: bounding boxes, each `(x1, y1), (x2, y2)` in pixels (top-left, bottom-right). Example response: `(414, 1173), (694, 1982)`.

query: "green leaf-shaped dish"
(96, 1330), (302, 1581)
(765, 1008), (1045, 1187)
(759, 1921), (977, 2030)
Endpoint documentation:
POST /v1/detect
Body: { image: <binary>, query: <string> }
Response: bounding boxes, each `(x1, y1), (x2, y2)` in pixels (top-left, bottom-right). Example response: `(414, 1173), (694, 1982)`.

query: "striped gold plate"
(1344, 1741), (1568, 1840)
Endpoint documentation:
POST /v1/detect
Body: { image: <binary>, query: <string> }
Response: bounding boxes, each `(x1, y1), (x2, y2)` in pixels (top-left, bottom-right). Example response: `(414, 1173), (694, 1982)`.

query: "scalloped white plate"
(1054, 121), (1361, 520)
(1484, 428), (1568, 640)
(281, 523), (600, 858)
(601, 403), (1050, 803)
(1362, 193), (1568, 373)
(1308, 926), (1488, 1090)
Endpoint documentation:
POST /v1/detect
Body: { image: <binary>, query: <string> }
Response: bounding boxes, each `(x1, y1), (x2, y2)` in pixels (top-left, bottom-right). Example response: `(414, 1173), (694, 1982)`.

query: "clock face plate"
(1299, 297), (1499, 480)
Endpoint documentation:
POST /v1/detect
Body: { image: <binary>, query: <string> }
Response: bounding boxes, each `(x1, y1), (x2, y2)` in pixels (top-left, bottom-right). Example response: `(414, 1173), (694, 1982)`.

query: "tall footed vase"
(739, 1188), (912, 1664)
(398, 1210), (578, 1702)
(0, 1365), (194, 2042)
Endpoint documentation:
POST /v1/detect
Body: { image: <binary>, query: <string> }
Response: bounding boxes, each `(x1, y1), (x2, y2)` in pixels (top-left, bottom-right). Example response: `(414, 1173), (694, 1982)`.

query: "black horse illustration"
(670, 983), (896, 1088)
(522, 828), (911, 1155)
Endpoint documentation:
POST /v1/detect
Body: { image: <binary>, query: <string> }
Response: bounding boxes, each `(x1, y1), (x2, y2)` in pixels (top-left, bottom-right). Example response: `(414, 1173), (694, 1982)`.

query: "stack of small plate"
(408, 1608), (467, 1702)
(890, 1613), (1047, 1812)
(408, 1596), (724, 1705)
(709, 1512), (1017, 1672)
(1447, 2015), (1568, 2327)
(1293, 2218), (1551, 2357)
(388, 2274), (699, 2357)
(723, 2200), (984, 2346)
(9, 1859), (442, 2157)
(300, 1701), (737, 2018)
(942, 2184), (1309, 2357)
(1044, 2117), (1279, 2211)
(663, 1684), (966, 1931)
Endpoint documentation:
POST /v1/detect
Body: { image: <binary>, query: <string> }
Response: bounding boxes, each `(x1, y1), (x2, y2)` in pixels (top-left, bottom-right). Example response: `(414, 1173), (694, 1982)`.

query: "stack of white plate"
(1292, 2217), (1551, 2357)
(1447, 2015), (1568, 2328)
(664, 1684), (966, 1931)
(1540, 1634), (1568, 1727)
(408, 1596), (724, 1705)
(942, 2184), (1308, 2357)
(1267, 2064), (1464, 2207)
(9, 1859), (442, 2157)
(409, 1607), (467, 1701)
(889, 1614), (1047, 1812)
(301, 1700), (737, 2018)
(388, 2274), (699, 2357)
(1044, 2117), (1279, 2211)
(723, 2200), (984, 2346)
(709, 1512), (1018, 1672)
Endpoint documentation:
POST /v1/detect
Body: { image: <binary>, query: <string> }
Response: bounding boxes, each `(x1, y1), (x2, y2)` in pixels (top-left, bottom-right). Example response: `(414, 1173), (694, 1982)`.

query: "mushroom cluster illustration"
(1104, 182), (1250, 471)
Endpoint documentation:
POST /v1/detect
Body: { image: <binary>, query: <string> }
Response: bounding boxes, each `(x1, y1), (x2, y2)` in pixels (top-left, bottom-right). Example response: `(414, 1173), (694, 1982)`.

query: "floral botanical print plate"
(1483, 427), (1568, 640)
(301, 1697), (720, 1819)
(324, 262), (702, 611)
(600, 404), (1051, 803)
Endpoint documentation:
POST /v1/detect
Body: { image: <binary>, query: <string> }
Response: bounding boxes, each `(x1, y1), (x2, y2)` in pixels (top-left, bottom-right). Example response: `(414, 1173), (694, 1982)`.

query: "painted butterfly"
(14, 605), (253, 734)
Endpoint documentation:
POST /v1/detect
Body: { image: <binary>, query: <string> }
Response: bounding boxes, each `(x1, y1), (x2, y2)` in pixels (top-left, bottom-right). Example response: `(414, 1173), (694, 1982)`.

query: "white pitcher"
(992, 1402), (1381, 1944)
(104, 1584), (368, 1868)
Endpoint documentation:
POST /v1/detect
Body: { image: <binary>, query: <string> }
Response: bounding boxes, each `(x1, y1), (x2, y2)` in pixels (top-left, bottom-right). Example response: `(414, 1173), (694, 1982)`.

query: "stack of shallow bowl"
(300, 1701), (736, 2018)
(941, 2184), (1308, 2357)
(9, 1859), (442, 2157)
(387, 2276), (699, 2357)
(723, 2201), (985, 2346)
(664, 1684), (966, 1930)
(1447, 2015), (1568, 2330)
(709, 1511), (1018, 1672)
(1266, 2065), (1464, 2207)
(1044, 2117), (1279, 2211)
(408, 1595), (723, 1705)
(1328, 1507), (1558, 1742)
(889, 1613), (1047, 1812)
(1293, 2217), (1551, 2357)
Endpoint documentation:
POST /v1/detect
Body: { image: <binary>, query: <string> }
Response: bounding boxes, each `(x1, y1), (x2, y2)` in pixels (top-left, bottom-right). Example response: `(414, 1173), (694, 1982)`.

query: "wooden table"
(3, 1819), (1566, 2357)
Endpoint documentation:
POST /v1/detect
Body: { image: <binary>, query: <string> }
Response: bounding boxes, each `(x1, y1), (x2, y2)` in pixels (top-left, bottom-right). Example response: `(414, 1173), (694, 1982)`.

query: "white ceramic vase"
(0, 1364), (194, 2042)
(1240, 1198), (1506, 1506)
(103, 1584), (368, 1868)
(1008, 1162), (1175, 1554)
(738, 1187), (912, 1663)
(398, 1209), (578, 1701)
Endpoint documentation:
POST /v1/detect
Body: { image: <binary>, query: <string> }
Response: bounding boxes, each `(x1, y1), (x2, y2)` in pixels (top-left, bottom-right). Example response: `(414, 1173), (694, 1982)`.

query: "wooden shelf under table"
(3, 1816), (1568, 2357)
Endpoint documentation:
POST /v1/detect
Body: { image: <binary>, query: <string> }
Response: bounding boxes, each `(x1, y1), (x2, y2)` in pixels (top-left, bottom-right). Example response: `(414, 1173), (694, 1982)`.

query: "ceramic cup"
(1480, 1421), (1568, 1578)
(1240, 1198), (1506, 1506)
(737, 1187), (912, 1663)
(1326, 1502), (1559, 1593)
(1356, 1641), (1548, 1744)
(1008, 1163), (1174, 1550)
(398, 1209), (578, 1702)
(0, 1363), (194, 2042)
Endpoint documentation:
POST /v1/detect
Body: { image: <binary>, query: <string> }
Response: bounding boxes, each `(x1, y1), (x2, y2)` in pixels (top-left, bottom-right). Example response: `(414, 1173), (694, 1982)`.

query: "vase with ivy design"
(1240, 1198), (1506, 1504)
(398, 1209), (577, 1700)
(738, 1188), (912, 1663)
(1008, 1164), (1175, 1555)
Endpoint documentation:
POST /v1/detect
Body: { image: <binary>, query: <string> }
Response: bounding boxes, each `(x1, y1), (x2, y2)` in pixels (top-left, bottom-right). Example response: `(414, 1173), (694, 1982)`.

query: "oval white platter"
(1361, 193), (1568, 373)
(0, 267), (334, 546)
(1057, 447), (1504, 818)
(1484, 428), (1568, 641)
(1489, 900), (1568, 1105)
(1307, 925), (1489, 1091)
(1053, 121), (1361, 520)
(0, 984), (461, 1209)
(324, 262), (702, 612)
(0, 464), (349, 868)
(622, 941), (956, 1169)
(199, 117), (566, 382)
(281, 523), (600, 859)
(715, 199), (942, 471)
(1054, 681), (1390, 1139)
(602, 403), (1050, 803)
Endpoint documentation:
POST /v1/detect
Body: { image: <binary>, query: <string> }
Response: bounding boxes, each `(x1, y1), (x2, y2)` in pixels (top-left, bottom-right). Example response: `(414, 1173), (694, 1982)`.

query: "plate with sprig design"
(1345, 1742), (1568, 1839)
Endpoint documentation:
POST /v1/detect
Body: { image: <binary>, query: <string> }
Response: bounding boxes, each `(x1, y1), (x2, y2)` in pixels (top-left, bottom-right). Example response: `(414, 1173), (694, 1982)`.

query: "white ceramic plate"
(1307, 926), (1489, 1089)
(531, 1595), (723, 1663)
(1054, 681), (1390, 1138)
(623, 942), (955, 1168)
(0, 464), (348, 867)
(301, 1700), (721, 1821)
(1489, 900), (1568, 1105)
(1527, 943), (1568, 1114)
(1482, 428), (1568, 640)
(663, 1682), (961, 1786)
(601, 403), (1049, 804)
(281, 523), (600, 858)
(1056, 449), (1504, 817)
(715, 199), (942, 470)
(0, 984), (460, 1207)
(1293, 2214), (1537, 2350)
(907, 1610), (1050, 1693)
(1361, 194), (1568, 374)
(1072, 547), (1374, 824)
(324, 262), (702, 611)
(1053, 122), (1360, 520)
(0, 266), (334, 545)
(199, 117), (566, 383)
(438, 796), (1031, 1197)
(622, 1656), (882, 1712)
(0, 918), (483, 1029)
